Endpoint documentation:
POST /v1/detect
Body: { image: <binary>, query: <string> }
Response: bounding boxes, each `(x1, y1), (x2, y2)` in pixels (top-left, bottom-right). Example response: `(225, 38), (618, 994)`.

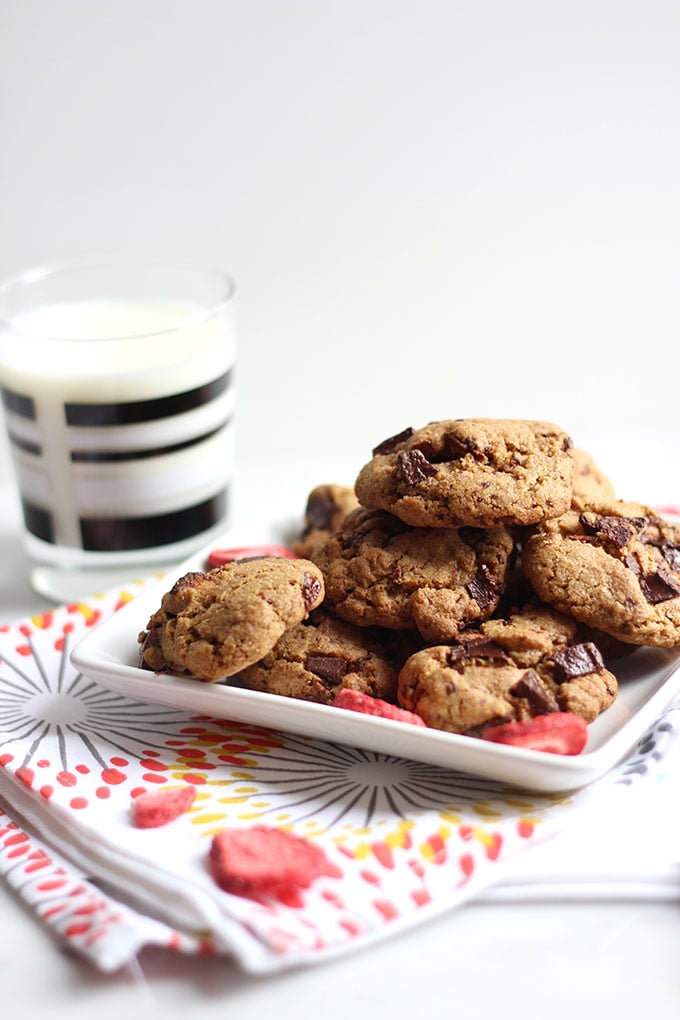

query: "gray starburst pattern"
(0, 628), (190, 773)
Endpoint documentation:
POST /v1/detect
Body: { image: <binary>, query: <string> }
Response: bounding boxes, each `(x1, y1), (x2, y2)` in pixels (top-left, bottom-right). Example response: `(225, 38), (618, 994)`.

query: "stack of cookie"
(138, 418), (680, 747)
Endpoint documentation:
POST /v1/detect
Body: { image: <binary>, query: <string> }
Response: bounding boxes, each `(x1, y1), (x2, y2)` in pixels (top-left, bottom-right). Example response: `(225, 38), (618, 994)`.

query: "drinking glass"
(0, 259), (236, 601)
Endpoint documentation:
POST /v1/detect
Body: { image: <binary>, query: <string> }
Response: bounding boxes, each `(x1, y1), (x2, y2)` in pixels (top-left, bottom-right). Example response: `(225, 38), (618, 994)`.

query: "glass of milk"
(0, 259), (236, 601)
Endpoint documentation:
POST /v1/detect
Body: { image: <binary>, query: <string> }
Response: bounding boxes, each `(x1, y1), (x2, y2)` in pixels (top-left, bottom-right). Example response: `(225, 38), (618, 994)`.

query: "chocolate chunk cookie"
(138, 557), (325, 681)
(237, 610), (410, 705)
(354, 418), (574, 528)
(292, 483), (360, 558)
(522, 500), (680, 647)
(397, 604), (618, 734)
(570, 448), (616, 511)
(311, 506), (514, 642)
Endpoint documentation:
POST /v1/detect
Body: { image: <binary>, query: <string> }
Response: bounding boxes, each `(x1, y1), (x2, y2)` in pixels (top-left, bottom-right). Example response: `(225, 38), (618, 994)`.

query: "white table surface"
(1, 0), (680, 1010)
(1, 453), (679, 1020)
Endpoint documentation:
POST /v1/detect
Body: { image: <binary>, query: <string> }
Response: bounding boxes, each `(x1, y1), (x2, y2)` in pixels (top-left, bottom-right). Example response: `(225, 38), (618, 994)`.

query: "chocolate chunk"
(304, 654), (350, 685)
(465, 564), (496, 610)
(305, 490), (338, 531)
(638, 567), (680, 605)
(301, 572), (323, 610)
(579, 514), (647, 549)
(372, 427), (414, 456)
(552, 642), (604, 682)
(443, 432), (480, 460)
(445, 637), (507, 666)
(411, 438), (437, 460)
(465, 714), (514, 738)
(444, 645), (470, 666)
(396, 449), (439, 486)
(660, 543), (680, 572)
(624, 554), (640, 575)
(509, 670), (559, 714)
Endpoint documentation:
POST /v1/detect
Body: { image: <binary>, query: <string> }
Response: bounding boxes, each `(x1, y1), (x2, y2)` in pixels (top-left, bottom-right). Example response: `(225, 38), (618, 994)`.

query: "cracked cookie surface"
(397, 603), (618, 734)
(522, 500), (680, 647)
(237, 609), (412, 704)
(354, 418), (574, 528)
(310, 506), (514, 642)
(138, 557), (325, 681)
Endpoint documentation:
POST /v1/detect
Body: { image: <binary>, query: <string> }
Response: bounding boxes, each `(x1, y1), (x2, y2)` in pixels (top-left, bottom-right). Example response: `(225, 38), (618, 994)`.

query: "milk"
(0, 297), (237, 576)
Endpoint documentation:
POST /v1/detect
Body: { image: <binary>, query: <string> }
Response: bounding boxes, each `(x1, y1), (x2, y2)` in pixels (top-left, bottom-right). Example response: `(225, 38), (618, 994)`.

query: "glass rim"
(0, 257), (236, 341)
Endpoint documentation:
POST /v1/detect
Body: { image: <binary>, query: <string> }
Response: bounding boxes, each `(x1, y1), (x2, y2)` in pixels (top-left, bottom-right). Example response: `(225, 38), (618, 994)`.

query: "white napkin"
(483, 772), (680, 901)
(1, 582), (679, 973)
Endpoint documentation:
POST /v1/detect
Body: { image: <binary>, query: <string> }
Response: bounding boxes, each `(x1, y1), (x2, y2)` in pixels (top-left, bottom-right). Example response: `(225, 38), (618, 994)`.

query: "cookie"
(138, 557), (325, 681)
(237, 609), (410, 705)
(521, 500), (680, 647)
(311, 506), (514, 642)
(354, 418), (574, 528)
(397, 604), (618, 734)
(292, 483), (359, 558)
(570, 448), (616, 510)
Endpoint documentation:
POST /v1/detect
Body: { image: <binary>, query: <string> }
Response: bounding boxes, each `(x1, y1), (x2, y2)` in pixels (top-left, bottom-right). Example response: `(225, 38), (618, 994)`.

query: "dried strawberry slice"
(482, 712), (588, 755)
(210, 825), (338, 895)
(207, 545), (296, 568)
(333, 688), (426, 726)
(131, 785), (197, 828)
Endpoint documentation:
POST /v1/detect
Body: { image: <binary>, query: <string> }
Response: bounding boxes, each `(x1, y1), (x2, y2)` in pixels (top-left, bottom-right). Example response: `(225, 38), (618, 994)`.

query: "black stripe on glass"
(21, 500), (54, 543)
(79, 489), (228, 551)
(6, 432), (42, 456)
(64, 368), (233, 427)
(70, 419), (232, 463)
(1, 387), (36, 419)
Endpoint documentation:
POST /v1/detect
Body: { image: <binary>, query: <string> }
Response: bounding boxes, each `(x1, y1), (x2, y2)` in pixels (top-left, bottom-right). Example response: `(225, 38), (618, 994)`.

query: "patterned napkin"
(1, 581), (679, 974)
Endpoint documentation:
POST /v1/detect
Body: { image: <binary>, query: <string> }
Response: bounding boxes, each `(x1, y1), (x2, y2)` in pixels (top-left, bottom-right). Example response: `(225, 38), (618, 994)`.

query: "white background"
(1, 0), (679, 500)
(1, 4), (680, 1018)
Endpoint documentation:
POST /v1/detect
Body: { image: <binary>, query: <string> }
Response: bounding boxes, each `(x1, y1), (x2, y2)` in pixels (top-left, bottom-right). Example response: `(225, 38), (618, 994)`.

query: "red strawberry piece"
(333, 688), (426, 726)
(131, 785), (197, 828)
(207, 545), (295, 568)
(482, 712), (588, 755)
(210, 825), (337, 895)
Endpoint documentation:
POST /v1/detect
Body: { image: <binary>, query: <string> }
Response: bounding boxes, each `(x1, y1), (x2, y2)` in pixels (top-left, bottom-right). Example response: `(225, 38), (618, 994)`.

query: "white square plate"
(70, 521), (680, 794)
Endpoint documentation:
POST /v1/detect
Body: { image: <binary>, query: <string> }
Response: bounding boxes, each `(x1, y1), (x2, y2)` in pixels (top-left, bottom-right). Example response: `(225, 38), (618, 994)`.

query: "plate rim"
(69, 522), (680, 795)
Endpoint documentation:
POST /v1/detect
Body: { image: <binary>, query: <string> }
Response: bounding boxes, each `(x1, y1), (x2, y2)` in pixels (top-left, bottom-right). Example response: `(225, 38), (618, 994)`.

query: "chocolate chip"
(579, 513), (647, 549)
(301, 572), (323, 610)
(444, 432), (481, 461)
(445, 646), (469, 666)
(465, 564), (497, 610)
(372, 427), (414, 456)
(562, 436), (574, 451)
(305, 654), (350, 685)
(411, 439), (437, 460)
(396, 449), (439, 486)
(445, 637), (507, 667)
(638, 567), (680, 605)
(509, 670), (559, 714)
(138, 627), (160, 653)
(660, 543), (680, 572)
(624, 554), (641, 574)
(465, 714), (514, 738)
(305, 490), (338, 531)
(552, 642), (604, 682)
